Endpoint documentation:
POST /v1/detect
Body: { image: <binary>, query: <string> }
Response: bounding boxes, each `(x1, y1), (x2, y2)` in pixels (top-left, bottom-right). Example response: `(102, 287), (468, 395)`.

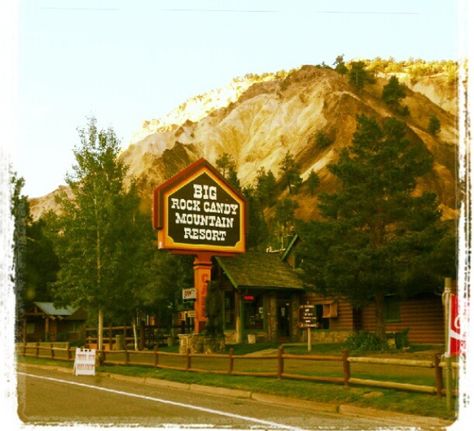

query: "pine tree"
(334, 54), (348, 75)
(278, 151), (302, 194)
(427, 115), (441, 135)
(348, 61), (375, 91)
(299, 115), (448, 340)
(382, 76), (407, 111)
(307, 170), (320, 195)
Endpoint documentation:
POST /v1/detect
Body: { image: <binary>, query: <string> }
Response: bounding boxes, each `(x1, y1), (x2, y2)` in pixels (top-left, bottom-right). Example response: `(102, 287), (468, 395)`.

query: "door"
(277, 300), (291, 338)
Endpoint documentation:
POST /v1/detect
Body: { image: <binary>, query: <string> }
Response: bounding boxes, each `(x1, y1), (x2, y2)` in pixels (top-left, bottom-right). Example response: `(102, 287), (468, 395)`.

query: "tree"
(299, 115), (447, 340)
(306, 170), (320, 195)
(215, 153), (233, 178)
(315, 130), (333, 149)
(278, 151), (302, 194)
(348, 61), (375, 91)
(428, 115), (441, 135)
(275, 198), (299, 249)
(50, 118), (146, 351)
(11, 173), (30, 328)
(382, 76), (407, 113)
(334, 54), (348, 75)
(216, 152), (240, 189)
(255, 168), (277, 207)
(242, 186), (269, 250)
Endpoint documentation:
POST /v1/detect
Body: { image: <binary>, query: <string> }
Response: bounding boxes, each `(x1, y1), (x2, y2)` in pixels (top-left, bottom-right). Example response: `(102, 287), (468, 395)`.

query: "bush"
(343, 331), (388, 353)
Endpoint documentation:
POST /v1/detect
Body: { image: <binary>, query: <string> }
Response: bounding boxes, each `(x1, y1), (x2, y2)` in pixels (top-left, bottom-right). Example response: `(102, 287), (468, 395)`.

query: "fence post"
(36, 342), (40, 358)
(51, 343), (55, 359)
(108, 325), (113, 351)
(67, 346), (71, 361)
(342, 349), (350, 387)
(23, 342), (27, 356)
(186, 348), (192, 370)
(228, 347), (234, 374)
(277, 346), (284, 379)
(154, 346), (159, 368)
(434, 353), (443, 397)
(125, 347), (129, 366)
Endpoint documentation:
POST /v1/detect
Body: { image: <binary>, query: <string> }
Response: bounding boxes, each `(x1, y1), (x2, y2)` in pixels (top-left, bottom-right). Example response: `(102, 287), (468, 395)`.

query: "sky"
(11, 0), (467, 197)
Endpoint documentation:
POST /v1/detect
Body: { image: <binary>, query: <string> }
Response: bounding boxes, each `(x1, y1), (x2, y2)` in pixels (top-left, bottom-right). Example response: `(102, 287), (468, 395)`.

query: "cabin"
(20, 302), (87, 343)
(214, 251), (305, 344)
(284, 235), (446, 345)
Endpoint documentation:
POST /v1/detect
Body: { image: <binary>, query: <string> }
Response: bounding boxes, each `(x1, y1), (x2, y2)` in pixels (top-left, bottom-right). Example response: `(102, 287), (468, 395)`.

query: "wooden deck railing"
(17, 343), (458, 397)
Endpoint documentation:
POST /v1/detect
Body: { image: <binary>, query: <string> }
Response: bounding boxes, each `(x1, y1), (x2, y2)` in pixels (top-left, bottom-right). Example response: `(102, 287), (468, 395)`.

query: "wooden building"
(284, 235), (446, 345)
(215, 251), (305, 344)
(20, 302), (87, 343)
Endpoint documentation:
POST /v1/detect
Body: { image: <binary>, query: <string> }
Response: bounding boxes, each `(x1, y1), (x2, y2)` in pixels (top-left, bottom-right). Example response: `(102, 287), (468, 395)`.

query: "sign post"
(298, 304), (317, 352)
(442, 277), (464, 413)
(153, 159), (246, 334)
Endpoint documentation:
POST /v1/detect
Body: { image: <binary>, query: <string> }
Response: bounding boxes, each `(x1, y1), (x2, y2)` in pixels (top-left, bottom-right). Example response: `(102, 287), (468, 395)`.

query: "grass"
(17, 352), (457, 421)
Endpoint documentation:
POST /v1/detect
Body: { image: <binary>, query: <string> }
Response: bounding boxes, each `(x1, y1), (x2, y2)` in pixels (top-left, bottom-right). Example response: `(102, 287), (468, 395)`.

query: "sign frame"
(153, 158), (247, 254)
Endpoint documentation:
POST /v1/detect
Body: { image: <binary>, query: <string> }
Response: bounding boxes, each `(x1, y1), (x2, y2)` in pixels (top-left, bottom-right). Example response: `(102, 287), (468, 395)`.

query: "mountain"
(30, 60), (458, 222)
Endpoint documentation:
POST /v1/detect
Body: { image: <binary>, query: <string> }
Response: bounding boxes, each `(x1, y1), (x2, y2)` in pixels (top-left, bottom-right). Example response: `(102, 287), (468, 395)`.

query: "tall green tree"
(382, 76), (405, 106)
(50, 118), (145, 351)
(306, 170), (320, 195)
(382, 76), (408, 115)
(334, 54), (348, 75)
(299, 115), (449, 339)
(242, 186), (269, 250)
(348, 61), (375, 91)
(255, 168), (277, 207)
(427, 115), (441, 135)
(279, 151), (302, 194)
(11, 174), (30, 320)
(275, 198), (299, 249)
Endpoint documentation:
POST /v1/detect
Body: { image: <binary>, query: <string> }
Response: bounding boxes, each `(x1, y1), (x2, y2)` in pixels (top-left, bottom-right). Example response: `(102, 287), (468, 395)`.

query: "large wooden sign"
(153, 158), (246, 254)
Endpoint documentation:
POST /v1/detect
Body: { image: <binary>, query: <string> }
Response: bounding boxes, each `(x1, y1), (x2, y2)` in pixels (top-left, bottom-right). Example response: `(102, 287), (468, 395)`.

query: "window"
(224, 290), (235, 330)
(243, 294), (264, 330)
(383, 296), (401, 322)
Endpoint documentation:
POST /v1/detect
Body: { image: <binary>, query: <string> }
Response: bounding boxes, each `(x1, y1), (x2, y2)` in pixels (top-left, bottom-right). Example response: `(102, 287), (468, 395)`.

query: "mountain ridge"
(29, 60), (458, 223)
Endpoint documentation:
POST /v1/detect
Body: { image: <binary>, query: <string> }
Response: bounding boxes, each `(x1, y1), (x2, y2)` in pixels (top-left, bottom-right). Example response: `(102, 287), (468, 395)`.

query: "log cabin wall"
(360, 293), (444, 344)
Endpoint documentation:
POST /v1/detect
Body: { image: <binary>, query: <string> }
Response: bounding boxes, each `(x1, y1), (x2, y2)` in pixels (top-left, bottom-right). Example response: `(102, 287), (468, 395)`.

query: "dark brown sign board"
(298, 304), (317, 328)
(153, 158), (246, 254)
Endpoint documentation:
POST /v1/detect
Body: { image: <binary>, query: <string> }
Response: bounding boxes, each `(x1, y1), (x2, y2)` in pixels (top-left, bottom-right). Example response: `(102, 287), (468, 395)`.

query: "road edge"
(17, 363), (454, 429)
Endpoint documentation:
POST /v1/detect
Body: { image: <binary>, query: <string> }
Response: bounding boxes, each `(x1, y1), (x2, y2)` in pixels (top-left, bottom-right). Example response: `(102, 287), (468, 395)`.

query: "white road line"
(19, 372), (303, 430)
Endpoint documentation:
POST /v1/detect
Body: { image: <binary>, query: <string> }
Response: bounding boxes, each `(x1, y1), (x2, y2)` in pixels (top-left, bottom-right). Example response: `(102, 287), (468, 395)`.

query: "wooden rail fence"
(17, 343), (458, 397)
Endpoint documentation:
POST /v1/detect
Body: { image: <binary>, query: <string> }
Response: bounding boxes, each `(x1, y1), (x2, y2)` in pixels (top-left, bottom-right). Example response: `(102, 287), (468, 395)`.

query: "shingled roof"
(215, 251), (304, 290)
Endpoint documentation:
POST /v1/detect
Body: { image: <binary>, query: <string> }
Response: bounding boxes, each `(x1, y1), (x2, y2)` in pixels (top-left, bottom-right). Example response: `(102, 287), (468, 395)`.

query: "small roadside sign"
(73, 348), (96, 376)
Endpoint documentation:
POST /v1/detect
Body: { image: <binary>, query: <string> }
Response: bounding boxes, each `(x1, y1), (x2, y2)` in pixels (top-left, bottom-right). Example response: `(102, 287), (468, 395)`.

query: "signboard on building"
(298, 304), (317, 328)
(448, 294), (464, 356)
(73, 348), (96, 376)
(153, 159), (246, 254)
(182, 288), (197, 301)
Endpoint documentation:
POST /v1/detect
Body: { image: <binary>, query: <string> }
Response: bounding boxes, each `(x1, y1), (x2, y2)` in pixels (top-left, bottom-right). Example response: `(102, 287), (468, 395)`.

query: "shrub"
(343, 331), (388, 353)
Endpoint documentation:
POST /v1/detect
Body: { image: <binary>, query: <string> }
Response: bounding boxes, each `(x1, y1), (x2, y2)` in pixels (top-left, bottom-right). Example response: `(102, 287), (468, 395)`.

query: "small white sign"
(73, 348), (96, 376)
(182, 288), (197, 300)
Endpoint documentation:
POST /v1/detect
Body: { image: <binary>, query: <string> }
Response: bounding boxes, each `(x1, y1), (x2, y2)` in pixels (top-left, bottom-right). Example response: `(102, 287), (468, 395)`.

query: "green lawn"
(18, 357), (458, 419)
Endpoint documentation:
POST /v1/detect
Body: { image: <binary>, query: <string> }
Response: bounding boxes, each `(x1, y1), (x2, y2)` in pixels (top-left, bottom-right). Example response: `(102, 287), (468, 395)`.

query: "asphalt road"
(16, 366), (421, 429)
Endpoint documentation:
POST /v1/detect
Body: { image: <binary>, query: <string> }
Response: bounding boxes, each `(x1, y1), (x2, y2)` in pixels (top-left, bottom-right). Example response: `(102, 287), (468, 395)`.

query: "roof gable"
(216, 251), (304, 290)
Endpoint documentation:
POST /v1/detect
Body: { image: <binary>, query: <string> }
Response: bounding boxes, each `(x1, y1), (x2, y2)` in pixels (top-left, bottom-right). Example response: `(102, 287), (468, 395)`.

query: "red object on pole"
(448, 294), (463, 356)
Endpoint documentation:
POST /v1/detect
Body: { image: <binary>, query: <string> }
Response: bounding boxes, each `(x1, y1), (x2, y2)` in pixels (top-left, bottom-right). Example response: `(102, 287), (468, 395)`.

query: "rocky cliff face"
(30, 62), (458, 222)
